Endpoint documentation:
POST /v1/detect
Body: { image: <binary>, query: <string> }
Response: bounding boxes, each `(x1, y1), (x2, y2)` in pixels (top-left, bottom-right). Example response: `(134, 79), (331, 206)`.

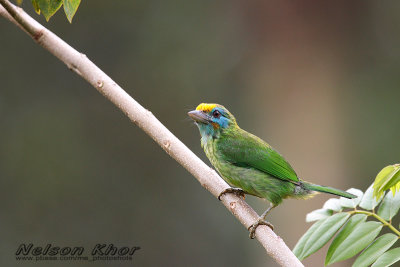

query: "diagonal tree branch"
(0, 1), (303, 266)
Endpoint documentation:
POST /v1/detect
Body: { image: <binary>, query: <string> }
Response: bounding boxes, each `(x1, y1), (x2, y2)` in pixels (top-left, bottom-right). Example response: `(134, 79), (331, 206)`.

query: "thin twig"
(0, 1), (303, 266)
(349, 210), (400, 237)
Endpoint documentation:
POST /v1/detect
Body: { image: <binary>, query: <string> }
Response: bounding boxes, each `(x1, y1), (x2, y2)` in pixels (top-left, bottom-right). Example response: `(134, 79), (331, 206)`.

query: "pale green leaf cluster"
(294, 186), (400, 266)
(373, 164), (400, 200)
(16, 0), (81, 22)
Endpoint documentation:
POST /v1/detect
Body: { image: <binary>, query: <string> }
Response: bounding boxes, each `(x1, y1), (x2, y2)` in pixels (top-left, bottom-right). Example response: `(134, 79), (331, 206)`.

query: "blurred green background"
(1, 1), (400, 266)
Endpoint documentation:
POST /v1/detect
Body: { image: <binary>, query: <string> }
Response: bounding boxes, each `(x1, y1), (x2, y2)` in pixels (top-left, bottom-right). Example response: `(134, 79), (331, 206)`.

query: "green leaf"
(377, 190), (400, 220)
(352, 233), (398, 267)
(382, 166), (400, 192)
(295, 212), (350, 260)
(325, 220), (383, 265)
(325, 214), (367, 259)
(339, 188), (363, 208)
(63, 0), (80, 23)
(306, 209), (333, 222)
(359, 184), (383, 211)
(323, 198), (342, 212)
(31, 0), (41, 15)
(325, 214), (367, 265)
(373, 164), (400, 200)
(373, 165), (395, 199)
(293, 218), (325, 258)
(17, 0), (23, 5)
(371, 247), (400, 267)
(36, 0), (63, 21)
(390, 182), (400, 195)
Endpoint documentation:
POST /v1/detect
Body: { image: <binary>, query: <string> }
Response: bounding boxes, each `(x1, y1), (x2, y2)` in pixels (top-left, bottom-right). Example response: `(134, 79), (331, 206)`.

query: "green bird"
(188, 103), (356, 238)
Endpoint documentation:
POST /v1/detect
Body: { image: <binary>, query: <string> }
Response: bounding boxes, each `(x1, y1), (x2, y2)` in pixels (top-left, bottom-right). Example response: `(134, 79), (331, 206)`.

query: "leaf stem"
(349, 210), (400, 237)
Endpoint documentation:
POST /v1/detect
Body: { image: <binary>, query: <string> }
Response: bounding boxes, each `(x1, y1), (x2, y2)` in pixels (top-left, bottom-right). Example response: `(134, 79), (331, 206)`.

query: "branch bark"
(0, 1), (303, 266)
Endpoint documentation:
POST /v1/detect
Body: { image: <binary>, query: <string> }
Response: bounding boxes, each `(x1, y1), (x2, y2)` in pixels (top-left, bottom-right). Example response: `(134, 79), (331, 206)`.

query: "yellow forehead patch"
(196, 103), (217, 113)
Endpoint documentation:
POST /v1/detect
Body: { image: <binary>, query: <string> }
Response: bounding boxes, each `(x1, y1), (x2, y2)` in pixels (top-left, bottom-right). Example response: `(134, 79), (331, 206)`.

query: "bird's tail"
(302, 182), (357, 199)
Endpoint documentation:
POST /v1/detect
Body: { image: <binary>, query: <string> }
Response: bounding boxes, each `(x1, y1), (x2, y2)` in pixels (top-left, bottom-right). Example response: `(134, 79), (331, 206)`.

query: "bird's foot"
(218, 188), (246, 201)
(248, 218), (274, 239)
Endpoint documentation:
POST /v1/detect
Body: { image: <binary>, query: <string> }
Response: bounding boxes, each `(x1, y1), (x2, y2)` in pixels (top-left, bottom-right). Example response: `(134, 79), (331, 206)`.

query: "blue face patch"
(194, 107), (232, 141)
(210, 107), (230, 129)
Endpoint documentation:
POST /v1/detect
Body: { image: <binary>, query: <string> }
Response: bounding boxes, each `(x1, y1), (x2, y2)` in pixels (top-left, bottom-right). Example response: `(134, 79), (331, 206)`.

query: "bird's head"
(188, 103), (237, 139)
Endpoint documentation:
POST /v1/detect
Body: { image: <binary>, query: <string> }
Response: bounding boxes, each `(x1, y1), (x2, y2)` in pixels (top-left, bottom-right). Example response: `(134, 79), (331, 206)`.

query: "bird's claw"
(218, 188), (246, 201)
(248, 219), (274, 239)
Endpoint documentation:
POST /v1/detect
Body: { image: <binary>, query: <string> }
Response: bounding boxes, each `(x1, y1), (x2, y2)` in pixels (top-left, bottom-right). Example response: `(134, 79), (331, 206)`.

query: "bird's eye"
(212, 110), (221, 118)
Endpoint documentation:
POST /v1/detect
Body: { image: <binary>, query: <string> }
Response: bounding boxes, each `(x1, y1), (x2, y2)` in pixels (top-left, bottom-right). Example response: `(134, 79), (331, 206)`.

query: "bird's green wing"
(217, 129), (299, 183)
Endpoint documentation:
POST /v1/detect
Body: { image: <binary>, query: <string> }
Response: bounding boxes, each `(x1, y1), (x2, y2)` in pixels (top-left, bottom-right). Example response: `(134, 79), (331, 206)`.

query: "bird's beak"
(188, 110), (212, 124)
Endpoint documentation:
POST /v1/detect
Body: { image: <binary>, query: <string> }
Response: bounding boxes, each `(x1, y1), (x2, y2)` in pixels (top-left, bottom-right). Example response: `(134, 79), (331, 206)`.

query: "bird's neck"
(197, 123), (218, 146)
(197, 123), (239, 147)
